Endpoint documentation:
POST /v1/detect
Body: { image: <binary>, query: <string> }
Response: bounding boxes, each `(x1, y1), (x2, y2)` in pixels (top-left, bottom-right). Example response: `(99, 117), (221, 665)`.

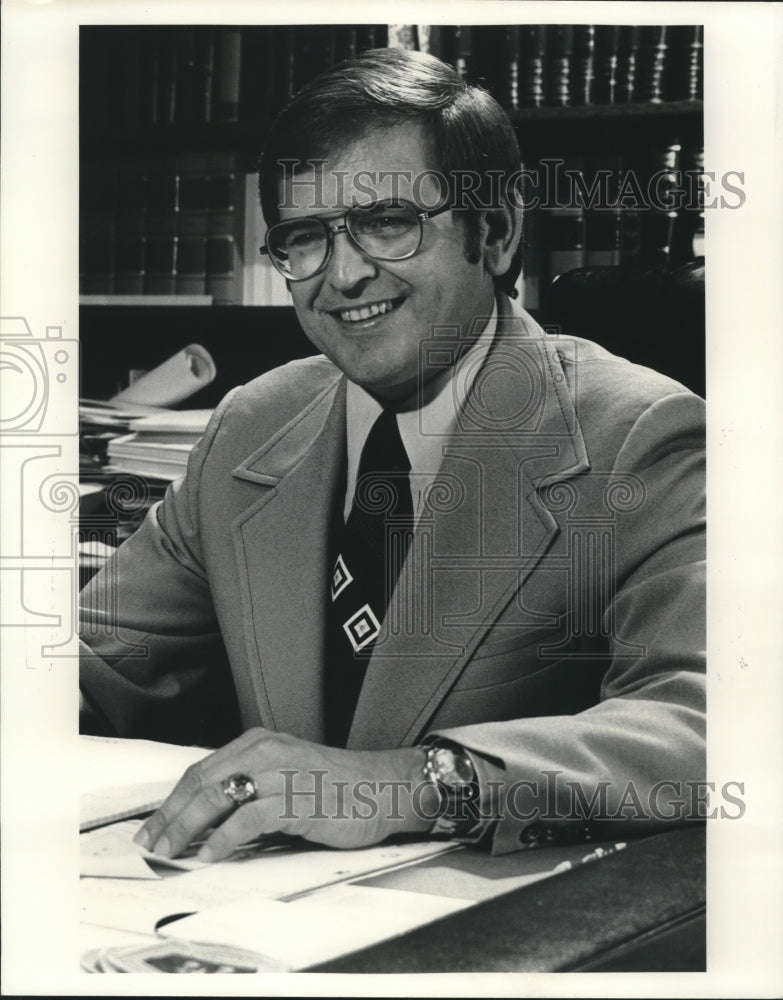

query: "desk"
(78, 739), (706, 974)
(80, 822), (705, 973)
(309, 825), (706, 973)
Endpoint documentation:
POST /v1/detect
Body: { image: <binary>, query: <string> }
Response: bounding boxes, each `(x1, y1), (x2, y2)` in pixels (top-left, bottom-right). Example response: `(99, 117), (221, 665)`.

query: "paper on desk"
(80, 837), (457, 934)
(159, 883), (472, 970)
(110, 344), (216, 407)
(81, 818), (297, 879)
(128, 409), (213, 434)
(81, 819), (227, 879)
(80, 736), (212, 831)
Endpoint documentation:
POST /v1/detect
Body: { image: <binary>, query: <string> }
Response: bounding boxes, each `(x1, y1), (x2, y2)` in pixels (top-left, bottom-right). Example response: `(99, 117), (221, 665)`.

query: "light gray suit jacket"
(80, 295), (705, 852)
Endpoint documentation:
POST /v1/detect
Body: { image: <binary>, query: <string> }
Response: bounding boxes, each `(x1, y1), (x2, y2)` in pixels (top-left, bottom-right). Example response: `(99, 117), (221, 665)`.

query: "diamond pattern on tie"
(343, 603), (381, 653)
(331, 553), (352, 601)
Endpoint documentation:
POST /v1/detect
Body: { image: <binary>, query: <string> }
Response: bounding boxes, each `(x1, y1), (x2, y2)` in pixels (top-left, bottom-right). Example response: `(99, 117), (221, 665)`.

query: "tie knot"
(358, 408), (411, 478)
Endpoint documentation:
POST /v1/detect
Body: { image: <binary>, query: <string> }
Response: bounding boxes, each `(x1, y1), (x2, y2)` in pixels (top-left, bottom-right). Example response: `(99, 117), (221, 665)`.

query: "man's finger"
(133, 759), (212, 850)
(196, 797), (297, 863)
(145, 780), (236, 858)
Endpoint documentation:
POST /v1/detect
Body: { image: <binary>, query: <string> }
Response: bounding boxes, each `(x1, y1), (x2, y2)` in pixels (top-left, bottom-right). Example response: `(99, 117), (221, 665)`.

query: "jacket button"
(520, 822), (543, 844)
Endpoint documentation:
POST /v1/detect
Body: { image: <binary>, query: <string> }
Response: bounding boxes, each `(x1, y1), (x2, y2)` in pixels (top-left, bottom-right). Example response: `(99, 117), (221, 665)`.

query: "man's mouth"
(335, 298), (403, 323)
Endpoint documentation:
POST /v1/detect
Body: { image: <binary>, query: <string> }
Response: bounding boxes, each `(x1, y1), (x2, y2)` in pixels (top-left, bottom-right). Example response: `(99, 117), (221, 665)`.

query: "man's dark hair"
(258, 47), (524, 295)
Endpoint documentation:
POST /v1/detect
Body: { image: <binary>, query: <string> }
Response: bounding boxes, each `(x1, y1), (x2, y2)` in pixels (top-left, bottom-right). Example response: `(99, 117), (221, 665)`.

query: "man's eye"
(286, 230), (321, 249)
(360, 215), (411, 235)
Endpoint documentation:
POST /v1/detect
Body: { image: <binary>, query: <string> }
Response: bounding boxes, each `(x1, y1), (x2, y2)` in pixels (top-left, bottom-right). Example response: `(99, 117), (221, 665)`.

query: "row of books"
(80, 23), (702, 135)
(81, 25), (390, 133)
(80, 152), (252, 303)
(517, 144), (705, 310)
(422, 24), (702, 108)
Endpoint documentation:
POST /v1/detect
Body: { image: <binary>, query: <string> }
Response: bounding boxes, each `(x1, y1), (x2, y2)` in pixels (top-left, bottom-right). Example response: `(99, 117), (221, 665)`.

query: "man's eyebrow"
(280, 198), (410, 221)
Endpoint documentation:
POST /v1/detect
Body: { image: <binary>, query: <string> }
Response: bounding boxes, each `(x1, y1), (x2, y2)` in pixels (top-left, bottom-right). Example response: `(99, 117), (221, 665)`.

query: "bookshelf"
(80, 23), (704, 393)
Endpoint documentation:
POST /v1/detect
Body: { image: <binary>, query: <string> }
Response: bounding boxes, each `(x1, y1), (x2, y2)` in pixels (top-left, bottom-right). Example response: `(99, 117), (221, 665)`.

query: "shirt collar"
(344, 300), (498, 518)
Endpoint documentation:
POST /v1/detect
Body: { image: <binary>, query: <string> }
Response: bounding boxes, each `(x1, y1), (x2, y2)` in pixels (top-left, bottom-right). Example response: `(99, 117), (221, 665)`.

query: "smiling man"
(79, 48), (706, 861)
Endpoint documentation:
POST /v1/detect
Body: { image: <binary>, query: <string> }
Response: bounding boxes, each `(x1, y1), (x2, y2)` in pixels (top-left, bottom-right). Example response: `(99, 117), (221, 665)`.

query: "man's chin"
(344, 366), (418, 405)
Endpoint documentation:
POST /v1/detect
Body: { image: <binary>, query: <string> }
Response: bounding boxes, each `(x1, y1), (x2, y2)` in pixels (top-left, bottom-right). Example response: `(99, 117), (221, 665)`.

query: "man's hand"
(133, 728), (439, 862)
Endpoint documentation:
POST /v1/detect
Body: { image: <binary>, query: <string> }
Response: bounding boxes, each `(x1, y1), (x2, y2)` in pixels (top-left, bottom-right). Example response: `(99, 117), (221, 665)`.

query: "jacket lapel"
(348, 300), (590, 749)
(230, 376), (345, 742)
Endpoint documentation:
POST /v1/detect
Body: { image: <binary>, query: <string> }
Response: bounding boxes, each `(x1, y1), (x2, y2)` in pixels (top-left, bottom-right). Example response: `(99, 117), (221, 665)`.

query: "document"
(80, 735), (212, 831)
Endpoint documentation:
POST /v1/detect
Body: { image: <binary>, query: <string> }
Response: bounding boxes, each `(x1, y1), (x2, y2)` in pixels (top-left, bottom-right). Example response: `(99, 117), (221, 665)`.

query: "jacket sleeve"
(79, 390), (242, 746)
(430, 391), (707, 853)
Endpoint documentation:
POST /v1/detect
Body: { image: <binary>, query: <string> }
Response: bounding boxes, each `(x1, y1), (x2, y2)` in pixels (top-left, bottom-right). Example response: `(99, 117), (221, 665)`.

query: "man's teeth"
(339, 300), (396, 322)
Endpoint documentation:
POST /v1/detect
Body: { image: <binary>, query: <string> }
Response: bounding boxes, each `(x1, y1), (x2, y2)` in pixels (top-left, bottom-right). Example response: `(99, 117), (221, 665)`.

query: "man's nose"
(324, 228), (378, 291)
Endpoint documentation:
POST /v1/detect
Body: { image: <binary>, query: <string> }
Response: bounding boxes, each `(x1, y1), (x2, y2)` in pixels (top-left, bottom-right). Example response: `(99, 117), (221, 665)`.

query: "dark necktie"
(324, 408), (414, 747)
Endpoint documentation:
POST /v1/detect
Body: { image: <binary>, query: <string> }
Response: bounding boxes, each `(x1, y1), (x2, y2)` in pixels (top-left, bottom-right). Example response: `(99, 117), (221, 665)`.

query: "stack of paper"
(106, 409), (213, 481)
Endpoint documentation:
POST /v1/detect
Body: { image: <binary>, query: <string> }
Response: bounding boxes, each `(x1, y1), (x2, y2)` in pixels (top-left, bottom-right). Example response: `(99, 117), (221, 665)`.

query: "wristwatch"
(421, 742), (481, 837)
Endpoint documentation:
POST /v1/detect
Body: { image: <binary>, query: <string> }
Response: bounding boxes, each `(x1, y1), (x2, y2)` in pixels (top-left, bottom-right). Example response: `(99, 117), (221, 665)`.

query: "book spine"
(545, 157), (586, 282)
(267, 26), (296, 112)
(139, 27), (161, 126)
(214, 27), (242, 122)
(81, 161), (117, 294)
(143, 159), (179, 294)
(355, 26), (388, 51)
(639, 140), (682, 266)
(175, 26), (214, 125)
(666, 25), (703, 101)
(672, 144), (705, 262)
(421, 24), (442, 57)
(440, 26), (473, 80)
(175, 26), (197, 126)
(616, 26), (640, 104)
(518, 25), (547, 108)
(570, 25), (596, 106)
(616, 150), (644, 266)
(175, 154), (210, 295)
(335, 26), (358, 62)
(206, 152), (244, 305)
(584, 156), (623, 266)
(547, 25), (574, 106)
(114, 159), (148, 295)
(593, 25), (620, 104)
(520, 198), (542, 311)
(156, 26), (179, 126)
(636, 25), (669, 104)
(499, 26), (520, 110)
(196, 26), (216, 122)
(294, 26), (337, 93)
(471, 26), (520, 109)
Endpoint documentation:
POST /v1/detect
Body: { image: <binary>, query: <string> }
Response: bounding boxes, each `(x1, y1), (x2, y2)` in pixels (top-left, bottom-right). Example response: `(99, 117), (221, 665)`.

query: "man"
(79, 48), (705, 861)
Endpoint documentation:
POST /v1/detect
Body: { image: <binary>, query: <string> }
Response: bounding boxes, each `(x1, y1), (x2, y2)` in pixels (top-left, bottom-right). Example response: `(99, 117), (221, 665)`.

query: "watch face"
(430, 747), (475, 787)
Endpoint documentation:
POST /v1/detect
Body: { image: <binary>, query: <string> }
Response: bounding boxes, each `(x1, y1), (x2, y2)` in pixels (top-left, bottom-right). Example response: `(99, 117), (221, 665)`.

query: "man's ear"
(480, 203), (523, 278)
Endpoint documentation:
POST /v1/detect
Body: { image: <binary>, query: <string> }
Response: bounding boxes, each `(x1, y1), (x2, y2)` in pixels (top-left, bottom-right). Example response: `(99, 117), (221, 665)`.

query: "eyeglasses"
(259, 200), (451, 281)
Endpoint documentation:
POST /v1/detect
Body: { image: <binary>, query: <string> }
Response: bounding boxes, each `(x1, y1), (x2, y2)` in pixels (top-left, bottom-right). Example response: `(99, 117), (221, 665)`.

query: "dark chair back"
(543, 261), (705, 397)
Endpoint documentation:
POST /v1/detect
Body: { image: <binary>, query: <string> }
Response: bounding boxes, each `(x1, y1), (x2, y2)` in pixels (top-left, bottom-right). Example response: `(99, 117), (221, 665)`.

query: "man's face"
(278, 123), (497, 403)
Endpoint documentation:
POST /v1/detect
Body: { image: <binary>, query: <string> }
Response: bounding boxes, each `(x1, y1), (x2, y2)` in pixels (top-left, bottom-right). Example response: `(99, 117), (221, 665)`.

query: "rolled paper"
(110, 344), (216, 407)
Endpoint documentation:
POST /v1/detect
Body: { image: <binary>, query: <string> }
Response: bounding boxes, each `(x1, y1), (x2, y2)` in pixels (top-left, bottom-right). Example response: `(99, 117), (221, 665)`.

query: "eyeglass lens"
(267, 202), (423, 279)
